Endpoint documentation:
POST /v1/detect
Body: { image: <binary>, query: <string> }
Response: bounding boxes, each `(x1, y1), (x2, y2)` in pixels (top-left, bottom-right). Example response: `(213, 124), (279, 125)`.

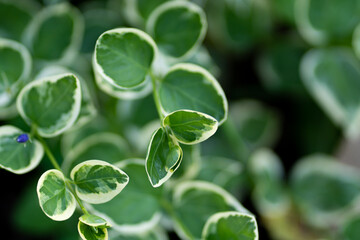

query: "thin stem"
(65, 180), (89, 215)
(150, 71), (165, 120)
(36, 135), (62, 171)
(221, 117), (250, 164)
(36, 131), (89, 215)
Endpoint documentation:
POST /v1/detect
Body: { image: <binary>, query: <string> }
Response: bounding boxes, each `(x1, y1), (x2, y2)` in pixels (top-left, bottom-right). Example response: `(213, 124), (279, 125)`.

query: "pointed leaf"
(158, 63), (228, 125)
(70, 160), (129, 204)
(17, 73), (82, 138)
(145, 127), (182, 187)
(202, 211), (259, 240)
(94, 28), (157, 89)
(163, 110), (218, 144)
(78, 221), (108, 240)
(0, 125), (43, 174)
(37, 169), (76, 221)
(146, 1), (207, 58)
(79, 214), (110, 228)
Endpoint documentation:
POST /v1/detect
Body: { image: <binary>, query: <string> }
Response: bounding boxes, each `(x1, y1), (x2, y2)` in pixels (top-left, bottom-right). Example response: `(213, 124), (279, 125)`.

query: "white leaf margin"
(0, 125), (44, 174)
(201, 211), (259, 240)
(163, 109), (219, 145)
(93, 27), (158, 90)
(37, 169), (76, 221)
(146, 0), (207, 60)
(70, 160), (129, 204)
(16, 73), (82, 138)
(158, 63), (228, 125)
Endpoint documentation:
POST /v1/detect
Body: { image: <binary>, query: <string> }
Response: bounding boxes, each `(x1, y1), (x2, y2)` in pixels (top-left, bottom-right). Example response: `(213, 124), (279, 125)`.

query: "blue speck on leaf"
(16, 134), (29, 143)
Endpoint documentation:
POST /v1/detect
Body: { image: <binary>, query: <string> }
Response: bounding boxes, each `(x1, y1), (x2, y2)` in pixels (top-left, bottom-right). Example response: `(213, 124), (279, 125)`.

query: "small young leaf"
(17, 73), (82, 138)
(145, 127), (183, 187)
(37, 169), (76, 221)
(94, 28), (157, 89)
(300, 48), (360, 138)
(0, 38), (32, 108)
(88, 159), (162, 234)
(147, 1), (207, 58)
(173, 181), (249, 239)
(158, 63), (228, 125)
(202, 211), (259, 240)
(163, 110), (218, 144)
(23, 3), (84, 62)
(78, 221), (108, 240)
(0, 125), (43, 174)
(70, 160), (129, 204)
(79, 214), (110, 228)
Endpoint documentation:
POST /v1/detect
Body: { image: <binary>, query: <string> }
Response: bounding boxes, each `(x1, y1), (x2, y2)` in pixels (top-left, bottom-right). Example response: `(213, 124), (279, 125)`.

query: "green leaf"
(17, 73), (82, 138)
(70, 160), (129, 204)
(110, 226), (168, 240)
(145, 127), (183, 187)
(147, 1), (207, 58)
(93, 28), (157, 89)
(163, 110), (218, 144)
(353, 23), (360, 60)
(158, 63), (228, 124)
(202, 211), (259, 240)
(173, 181), (249, 239)
(295, 0), (360, 45)
(342, 216), (360, 240)
(63, 132), (130, 174)
(290, 154), (360, 228)
(0, 0), (37, 41)
(94, 69), (152, 100)
(78, 221), (108, 240)
(0, 38), (32, 108)
(79, 214), (110, 228)
(0, 125), (43, 174)
(88, 159), (162, 234)
(37, 169), (76, 221)
(300, 47), (360, 139)
(23, 3), (84, 62)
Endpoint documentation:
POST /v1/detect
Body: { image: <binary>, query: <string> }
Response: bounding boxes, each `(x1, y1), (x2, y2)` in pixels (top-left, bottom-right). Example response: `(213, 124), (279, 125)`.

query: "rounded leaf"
(300, 47), (360, 139)
(70, 160), (129, 204)
(0, 125), (43, 174)
(78, 221), (108, 240)
(173, 181), (249, 239)
(0, 38), (31, 108)
(94, 28), (157, 89)
(158, 63), (228, 125)
(17, 73), (82, 138)
(145, 127), (183, 187)
(202, 212), (259, 240)
(37, 169), (76, 221)
(163, 110), (218, 145)
(147, 1), (207, 58)
(23, 3), (84, 62)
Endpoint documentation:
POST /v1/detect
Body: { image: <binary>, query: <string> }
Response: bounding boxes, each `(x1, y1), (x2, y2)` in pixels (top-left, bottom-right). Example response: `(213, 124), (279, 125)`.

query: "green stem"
(37, 135), (62, 171)
(36, 131), (89, 215)
(150, 71), (165, 120)
(66, 180), (89, 215)
(221, 117), (250, 164)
